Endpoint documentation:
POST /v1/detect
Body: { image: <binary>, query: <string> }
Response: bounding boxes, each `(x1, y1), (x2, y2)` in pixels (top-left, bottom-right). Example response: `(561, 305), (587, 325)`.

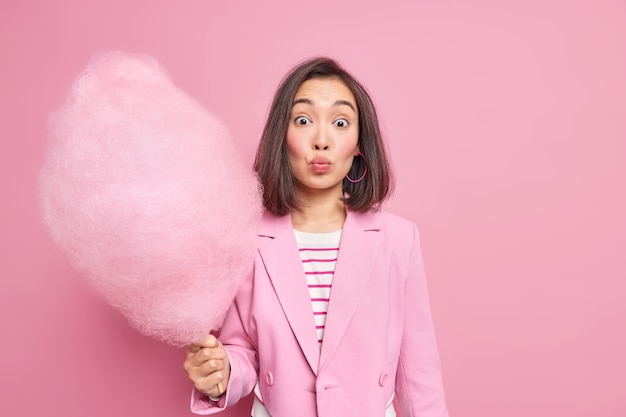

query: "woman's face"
(286, 77), (359, 200)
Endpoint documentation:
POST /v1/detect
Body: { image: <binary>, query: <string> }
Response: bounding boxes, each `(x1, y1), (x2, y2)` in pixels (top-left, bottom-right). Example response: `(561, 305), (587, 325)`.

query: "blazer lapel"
(257, 212), (321, 375)
(318, 210), (383, 372)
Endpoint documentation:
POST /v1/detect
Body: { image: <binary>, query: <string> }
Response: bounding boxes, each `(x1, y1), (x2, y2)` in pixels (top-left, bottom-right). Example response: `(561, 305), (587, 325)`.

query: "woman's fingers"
(198, 368), (227, 396)
(183, 335), (230, 397)
(185, 335), (224, 360)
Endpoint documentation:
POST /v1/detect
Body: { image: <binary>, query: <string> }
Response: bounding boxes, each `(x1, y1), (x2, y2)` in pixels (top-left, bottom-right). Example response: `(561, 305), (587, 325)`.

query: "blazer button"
(378, 373), (388, 387)
(265, 371), (274, 386)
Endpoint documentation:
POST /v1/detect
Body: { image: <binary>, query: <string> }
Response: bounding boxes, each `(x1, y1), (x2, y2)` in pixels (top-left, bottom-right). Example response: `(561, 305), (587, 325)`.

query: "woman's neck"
(291, 195), (347, 233)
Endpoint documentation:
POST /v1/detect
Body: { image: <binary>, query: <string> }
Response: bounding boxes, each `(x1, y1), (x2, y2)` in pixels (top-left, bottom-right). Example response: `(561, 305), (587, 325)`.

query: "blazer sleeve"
(395, 223), (449, 417)
(190, 269), (260, 414)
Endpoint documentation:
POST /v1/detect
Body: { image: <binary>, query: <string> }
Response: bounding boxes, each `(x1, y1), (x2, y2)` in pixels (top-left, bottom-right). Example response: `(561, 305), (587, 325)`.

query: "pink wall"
(1, 1), (624, 416)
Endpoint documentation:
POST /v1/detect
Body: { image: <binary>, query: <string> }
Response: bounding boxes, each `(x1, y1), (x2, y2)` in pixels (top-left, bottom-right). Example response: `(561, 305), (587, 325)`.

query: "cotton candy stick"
(38, 51), (262, 347)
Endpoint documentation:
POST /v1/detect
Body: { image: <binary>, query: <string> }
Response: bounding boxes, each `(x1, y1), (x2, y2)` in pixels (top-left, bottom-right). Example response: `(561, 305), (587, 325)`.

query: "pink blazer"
(191, 209), (448, 417)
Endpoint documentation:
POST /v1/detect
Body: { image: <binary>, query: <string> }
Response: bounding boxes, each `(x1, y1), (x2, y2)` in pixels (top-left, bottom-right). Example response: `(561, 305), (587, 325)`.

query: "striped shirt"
(293, 229), (342, 346)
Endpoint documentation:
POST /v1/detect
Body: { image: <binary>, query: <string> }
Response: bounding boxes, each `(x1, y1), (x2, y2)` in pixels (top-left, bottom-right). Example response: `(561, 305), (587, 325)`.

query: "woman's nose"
(312, 126), (330, 150)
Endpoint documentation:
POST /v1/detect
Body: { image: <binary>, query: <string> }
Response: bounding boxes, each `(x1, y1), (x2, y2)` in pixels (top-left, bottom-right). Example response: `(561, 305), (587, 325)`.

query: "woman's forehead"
(293, 78), (357, 109)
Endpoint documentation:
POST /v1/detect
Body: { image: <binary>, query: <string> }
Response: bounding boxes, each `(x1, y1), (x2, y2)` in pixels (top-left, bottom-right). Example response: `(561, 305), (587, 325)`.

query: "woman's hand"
(184, 334), (231, 399)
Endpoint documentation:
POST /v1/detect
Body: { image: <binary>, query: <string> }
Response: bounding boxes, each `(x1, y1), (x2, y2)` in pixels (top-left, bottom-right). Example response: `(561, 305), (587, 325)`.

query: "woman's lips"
(311, 157), (331, 173)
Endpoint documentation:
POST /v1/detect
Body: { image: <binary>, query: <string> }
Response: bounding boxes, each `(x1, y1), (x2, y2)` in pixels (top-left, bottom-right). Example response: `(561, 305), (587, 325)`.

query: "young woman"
(183, 57), (449, 417)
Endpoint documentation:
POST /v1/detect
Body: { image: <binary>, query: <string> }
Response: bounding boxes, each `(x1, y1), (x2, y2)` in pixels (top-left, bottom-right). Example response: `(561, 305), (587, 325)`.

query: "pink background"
(1, 1), (624, 416)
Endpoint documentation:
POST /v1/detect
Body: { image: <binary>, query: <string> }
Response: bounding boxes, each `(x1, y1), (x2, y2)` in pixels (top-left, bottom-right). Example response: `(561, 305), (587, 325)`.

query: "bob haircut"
(254, 57), (393, 216)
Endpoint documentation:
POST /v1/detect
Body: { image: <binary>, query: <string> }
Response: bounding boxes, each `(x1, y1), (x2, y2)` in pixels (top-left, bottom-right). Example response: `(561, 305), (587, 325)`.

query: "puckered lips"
(310, 156), (331, 174)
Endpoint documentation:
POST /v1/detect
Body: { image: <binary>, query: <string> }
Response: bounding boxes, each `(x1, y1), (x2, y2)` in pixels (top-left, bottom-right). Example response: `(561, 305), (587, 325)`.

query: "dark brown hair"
(254, 57), (393, 215)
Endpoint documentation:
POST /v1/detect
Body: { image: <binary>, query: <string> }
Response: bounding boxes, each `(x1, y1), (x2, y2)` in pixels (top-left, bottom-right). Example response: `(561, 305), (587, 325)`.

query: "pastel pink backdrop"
(1, 1), (624, 416)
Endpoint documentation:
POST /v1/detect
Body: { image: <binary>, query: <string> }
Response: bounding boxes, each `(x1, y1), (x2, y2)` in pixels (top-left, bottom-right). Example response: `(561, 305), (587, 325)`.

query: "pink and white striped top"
(293, 229), (342, 346)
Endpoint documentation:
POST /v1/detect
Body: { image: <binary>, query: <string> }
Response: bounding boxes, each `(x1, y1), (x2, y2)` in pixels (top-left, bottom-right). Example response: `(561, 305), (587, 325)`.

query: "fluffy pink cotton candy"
(39, 51), (262, 347)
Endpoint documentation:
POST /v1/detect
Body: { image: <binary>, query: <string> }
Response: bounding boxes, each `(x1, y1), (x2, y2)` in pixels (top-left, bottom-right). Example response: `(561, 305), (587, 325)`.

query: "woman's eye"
(334, 118), (349, 128)
(295, 116), (311, 125)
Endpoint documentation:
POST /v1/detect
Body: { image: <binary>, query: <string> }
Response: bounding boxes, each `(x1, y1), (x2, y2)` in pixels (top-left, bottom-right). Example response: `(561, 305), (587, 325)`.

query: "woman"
(183, 57), (449, 417)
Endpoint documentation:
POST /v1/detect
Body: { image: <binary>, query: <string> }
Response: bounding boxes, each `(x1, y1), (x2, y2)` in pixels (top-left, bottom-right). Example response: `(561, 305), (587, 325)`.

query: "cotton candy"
(39, 51), (262, 346)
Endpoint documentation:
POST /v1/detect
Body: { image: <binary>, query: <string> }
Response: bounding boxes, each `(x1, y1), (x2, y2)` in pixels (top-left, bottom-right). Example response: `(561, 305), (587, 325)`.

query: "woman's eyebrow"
(292, 98), (356, 112)
(292, 98), (313, 107)
(334, 99), (356, 112)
